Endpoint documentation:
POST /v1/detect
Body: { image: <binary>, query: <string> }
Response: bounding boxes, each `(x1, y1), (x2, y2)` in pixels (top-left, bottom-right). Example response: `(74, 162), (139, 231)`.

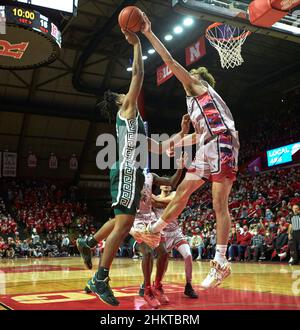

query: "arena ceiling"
(0, 0), (300, 127)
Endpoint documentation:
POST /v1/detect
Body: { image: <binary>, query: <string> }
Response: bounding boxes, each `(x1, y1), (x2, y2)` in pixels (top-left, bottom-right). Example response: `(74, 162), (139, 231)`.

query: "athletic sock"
(154, 280), (162, 288)
(87, 236), (98, 248)
(96, 267), (109, 281)
(214, 245), (228, 265)
(151, 218), (168, 233)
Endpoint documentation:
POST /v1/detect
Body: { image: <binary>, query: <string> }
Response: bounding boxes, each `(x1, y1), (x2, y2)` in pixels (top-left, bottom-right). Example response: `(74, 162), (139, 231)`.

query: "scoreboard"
(0, 1), (79, 69)
(0, 5), (61, 69)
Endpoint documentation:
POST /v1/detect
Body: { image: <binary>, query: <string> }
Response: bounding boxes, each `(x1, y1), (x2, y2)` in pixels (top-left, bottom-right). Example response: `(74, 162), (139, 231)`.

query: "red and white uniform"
(154, 204), (186, 251)
(186, 81), (240, 182)
(133, 172), (165, 243)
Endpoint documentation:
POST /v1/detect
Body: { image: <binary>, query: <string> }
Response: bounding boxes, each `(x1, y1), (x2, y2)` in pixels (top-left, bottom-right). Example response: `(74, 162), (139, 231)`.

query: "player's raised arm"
(141, 14), (199, 92)
(121, 29), (144, 117)
(152, 192), (176, 206)
(175, 132), (200, 148)
(152, 152), (188, 188)
(152, 171), (181, 190)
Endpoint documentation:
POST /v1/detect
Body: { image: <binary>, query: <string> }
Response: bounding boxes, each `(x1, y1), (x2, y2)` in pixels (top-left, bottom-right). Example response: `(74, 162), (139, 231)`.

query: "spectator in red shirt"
(0, 237), (7, 258)
(290, 193), (300, 206)
(237, 226), (252, 261)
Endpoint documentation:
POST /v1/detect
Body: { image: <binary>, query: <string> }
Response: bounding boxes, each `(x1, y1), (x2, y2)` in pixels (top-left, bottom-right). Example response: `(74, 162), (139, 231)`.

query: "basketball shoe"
(86, 276), (119, 306)
(84, 279), (92, 294)
(143, 286), (160, 309)
(139, 283), (145, 297)
(76, 238), (92, 269)
(184, 283), (198, 298)
(152, 283), (169, 305)
(201, 260), (231, 289)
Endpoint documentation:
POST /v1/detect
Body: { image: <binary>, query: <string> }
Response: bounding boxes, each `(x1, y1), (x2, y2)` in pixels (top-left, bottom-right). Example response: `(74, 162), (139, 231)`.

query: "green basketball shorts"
(110, 167), (145, 216)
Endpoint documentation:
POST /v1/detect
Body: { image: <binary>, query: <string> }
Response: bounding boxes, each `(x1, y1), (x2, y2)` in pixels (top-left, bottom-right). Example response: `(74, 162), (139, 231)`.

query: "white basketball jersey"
(137, 172), (153, 215)
(186, 80), (236, 142)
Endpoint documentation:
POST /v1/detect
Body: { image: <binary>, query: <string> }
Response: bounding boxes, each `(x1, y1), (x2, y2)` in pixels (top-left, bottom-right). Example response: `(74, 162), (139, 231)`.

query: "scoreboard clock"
(0, 5), (61, 70)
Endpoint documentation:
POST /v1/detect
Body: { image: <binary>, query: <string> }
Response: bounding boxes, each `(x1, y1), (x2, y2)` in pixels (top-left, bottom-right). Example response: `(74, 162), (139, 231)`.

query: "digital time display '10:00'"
(12, 7), (35, 20)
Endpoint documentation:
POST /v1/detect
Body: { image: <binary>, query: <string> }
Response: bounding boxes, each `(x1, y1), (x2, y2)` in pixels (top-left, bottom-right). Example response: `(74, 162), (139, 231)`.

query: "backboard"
(172, 0), (300, 43)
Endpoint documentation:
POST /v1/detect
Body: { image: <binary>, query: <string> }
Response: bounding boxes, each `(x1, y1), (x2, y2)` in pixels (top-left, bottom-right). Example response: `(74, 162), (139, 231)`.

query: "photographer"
(6, 237), (16, 259)
(20, 240), (29, 257)
(61, 234), (70, 256)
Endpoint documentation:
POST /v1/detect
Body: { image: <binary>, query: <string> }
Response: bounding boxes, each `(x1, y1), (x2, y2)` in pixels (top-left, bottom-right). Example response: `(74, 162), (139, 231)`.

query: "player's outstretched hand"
(176, 152), (189, 169)
(181, 114), (191, 135)
(140, 13), (152, 35)
(121, 28), (140, 45)
(166, 142), (175, 158)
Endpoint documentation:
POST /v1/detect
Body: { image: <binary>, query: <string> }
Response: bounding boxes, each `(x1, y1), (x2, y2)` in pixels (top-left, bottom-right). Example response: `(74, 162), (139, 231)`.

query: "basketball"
(118, 6), (144, 33)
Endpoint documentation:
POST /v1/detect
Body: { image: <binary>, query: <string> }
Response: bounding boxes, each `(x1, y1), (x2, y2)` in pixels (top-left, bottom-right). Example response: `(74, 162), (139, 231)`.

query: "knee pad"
(177, 244), (192, 259)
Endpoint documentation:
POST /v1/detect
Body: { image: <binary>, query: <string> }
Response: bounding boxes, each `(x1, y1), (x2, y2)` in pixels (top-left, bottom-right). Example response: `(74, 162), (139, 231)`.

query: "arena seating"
(0, 166), (299, 261)
(0, 180), (96, 258)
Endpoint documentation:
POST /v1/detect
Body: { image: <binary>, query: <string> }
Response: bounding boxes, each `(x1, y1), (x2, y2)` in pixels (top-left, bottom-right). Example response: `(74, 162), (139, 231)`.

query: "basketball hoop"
(206, 23), (251, 69)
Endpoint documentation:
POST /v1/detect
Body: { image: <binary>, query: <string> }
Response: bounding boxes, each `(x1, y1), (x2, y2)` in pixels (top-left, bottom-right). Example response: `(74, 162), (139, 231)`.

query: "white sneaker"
(201, 260), (231, 289)
(278, 252), (287, 258)
(196, 256), (202, 261)
(289, 257), (294, 264)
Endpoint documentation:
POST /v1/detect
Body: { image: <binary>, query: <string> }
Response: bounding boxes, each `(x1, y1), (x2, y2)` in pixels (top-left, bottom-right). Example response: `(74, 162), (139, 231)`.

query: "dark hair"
(190, 66), (216, 88)
(96, 90), (119, 117)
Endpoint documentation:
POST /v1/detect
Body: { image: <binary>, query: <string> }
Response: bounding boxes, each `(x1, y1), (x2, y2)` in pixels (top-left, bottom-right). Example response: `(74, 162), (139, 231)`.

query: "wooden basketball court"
(0, 257), (300, 310)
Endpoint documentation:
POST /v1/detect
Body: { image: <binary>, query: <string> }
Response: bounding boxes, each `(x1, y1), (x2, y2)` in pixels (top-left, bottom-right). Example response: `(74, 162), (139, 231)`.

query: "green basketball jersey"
(110, 111), (147, 212)
(114, 111), (147, 170)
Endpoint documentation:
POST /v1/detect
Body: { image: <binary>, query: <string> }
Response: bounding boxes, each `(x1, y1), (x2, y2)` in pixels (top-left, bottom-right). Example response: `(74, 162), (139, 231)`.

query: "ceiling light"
(148, 48), (155, 54)
(174, 26), (183, 34)
(126, 67), (132, 72)
(142, 55), (148, 60)
(183, 17), (194, 26)
(164, 34), (173, 41)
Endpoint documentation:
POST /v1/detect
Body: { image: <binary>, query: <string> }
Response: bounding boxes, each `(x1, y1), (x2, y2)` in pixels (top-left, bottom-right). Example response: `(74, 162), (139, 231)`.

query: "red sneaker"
(144, 286), (161, 309)
(153, 283), (169, 305)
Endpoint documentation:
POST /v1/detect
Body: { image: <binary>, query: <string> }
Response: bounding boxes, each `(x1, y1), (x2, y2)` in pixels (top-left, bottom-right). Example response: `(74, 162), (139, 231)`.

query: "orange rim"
(206, 22), (251, 42)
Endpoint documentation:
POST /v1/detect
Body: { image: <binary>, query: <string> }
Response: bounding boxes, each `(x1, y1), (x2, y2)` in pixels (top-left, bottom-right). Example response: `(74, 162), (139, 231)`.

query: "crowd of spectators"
(177, 166), (300, 262)
(1, 166), (299, 263)
(7, 180), (95, 234)
(0, 180), (96, 259)
(0, 230), (75, 259)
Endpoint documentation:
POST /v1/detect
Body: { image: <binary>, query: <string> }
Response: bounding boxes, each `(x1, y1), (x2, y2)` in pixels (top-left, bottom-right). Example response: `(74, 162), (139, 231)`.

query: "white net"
(206, 24), (251, 69)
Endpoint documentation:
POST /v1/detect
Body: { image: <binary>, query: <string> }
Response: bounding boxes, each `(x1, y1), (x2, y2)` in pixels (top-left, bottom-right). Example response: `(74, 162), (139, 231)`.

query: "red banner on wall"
(185, 36), (206, 66)
(156, 63), (174, 86)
